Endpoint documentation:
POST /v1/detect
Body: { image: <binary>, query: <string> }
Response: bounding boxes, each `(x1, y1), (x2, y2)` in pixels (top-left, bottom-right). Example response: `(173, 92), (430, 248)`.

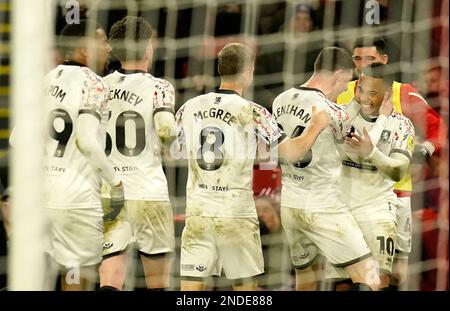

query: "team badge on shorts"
(380, 130), (391, 143)
(103, 241), (114, 249)
(195, 264), (207, 272)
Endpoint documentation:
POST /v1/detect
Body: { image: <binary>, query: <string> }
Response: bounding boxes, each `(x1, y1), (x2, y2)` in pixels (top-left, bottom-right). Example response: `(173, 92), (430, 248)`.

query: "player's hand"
(104, 181), (124, 221)
(379, 91), (393, 116)
(310, 106), (330, 131)
(344, 127), (374, 157)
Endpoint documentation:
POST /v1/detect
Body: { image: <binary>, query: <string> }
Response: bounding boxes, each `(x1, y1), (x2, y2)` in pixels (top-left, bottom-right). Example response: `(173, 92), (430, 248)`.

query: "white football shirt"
(176, 89), (286, 218)
(101, 69), (174, 201)
(273, 86), (350, 209)
(339, 112), (415, 208)
(44, 61), (109, 210)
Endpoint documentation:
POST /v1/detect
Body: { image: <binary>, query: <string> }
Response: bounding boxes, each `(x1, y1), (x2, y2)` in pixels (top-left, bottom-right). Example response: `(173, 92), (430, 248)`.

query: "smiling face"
(355, 75), (389, 116)
(352, 46), (388, 75)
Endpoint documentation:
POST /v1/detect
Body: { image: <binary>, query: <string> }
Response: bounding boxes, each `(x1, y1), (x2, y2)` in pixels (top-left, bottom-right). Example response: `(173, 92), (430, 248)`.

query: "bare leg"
(345, 257), (380, 291)
(140, 253), (173, 289)
(61, 264), (98, 291)
(99, 254), (127, 290)
(181, 279), (205, 291)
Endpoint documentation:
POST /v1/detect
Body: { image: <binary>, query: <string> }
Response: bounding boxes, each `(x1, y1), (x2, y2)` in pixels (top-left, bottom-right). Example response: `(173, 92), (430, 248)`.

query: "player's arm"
(343, 99), (361, 121)
(345, 121), (414, 181)
(77, 77), (123, 220)
(253, 103), (329, 164)
(400, 85), (447, 163)
(154, 111), (176, 146)
(277, 106), (329, 163)
(76, 113), (120, 186)
(166, 103), (187, 160)
(153, 81), (177, 147)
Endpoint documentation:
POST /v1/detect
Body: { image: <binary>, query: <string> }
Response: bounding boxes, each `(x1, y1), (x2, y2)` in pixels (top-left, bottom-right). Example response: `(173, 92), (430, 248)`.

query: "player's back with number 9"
(44, 60), (110, 209)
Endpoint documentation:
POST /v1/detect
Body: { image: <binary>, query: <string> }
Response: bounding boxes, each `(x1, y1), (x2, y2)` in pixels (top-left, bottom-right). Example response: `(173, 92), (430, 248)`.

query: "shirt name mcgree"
(194, 107), (237, 126)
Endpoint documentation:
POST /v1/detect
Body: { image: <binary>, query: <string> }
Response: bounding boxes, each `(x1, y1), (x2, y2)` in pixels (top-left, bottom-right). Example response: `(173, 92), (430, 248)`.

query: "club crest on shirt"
(380, 130), (391, 143)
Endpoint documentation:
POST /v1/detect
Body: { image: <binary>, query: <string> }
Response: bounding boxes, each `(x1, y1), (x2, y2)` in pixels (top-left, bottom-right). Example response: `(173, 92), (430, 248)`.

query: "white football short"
(180, 215), (264, 280)
(102, 200), (175, 257)
(326, 201), (397, 280)
(46, 208), (103, 267)
(281, 205), (372, 269)
(395, 196), (412, 259)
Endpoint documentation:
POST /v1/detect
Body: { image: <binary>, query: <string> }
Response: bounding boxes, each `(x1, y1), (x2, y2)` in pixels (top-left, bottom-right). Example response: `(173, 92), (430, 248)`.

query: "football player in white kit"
(274, 47), (383, 291)
(99, 17), (176, 291)
(177, 43), (330, 291)
(44, 21), (124, 290)
(328, 63), (415, 290)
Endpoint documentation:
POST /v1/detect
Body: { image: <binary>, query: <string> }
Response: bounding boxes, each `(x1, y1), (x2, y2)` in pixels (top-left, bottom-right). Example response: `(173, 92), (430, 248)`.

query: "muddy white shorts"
(180, 215), (264, 280)
(102, 200), (175, 258)
(281, 205), (371, 269)
(326, 201), (397, 279)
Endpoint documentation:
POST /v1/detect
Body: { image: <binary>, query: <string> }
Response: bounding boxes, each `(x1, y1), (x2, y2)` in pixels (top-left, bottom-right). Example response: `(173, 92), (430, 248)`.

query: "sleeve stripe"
(78, 109), (101, 121)
(154, 107), (175, 116)
(390, 148), (412, 161)
(408, 92), (428, 104)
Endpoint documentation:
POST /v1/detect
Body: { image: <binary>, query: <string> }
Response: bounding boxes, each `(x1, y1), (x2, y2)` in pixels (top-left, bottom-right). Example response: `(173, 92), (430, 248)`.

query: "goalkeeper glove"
(411, 144), (432, 164)
(103, 181), (124, 221)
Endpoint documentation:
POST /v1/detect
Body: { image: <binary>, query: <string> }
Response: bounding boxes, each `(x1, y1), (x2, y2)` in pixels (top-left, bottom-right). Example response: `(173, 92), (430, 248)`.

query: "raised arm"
(153, 80), (177, 147)
(277, 106), (330, 163)
(345, 126), (413, 182)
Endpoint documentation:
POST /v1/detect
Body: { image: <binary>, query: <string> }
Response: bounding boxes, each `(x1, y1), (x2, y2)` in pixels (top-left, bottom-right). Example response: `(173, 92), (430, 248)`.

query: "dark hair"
(59, 20), (90, 56)
(313, 47), (354, 72)
(217, 43), (255, 78)
(361, 63), (396, 86)
(109, 16), (153, 62)
(353, 35), (386, 55)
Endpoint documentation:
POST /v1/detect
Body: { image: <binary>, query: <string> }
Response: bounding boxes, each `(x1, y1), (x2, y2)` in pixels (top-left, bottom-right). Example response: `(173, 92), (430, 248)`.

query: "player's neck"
(65, 53), (87, 66)
(302, 74), (330, 98)
(121, 61), (149, 73)
(219, 82), (243, 96)
(360, 110), (379, 121)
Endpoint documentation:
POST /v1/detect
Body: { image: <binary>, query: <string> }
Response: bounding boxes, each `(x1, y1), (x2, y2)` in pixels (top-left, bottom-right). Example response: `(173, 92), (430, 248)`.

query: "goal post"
(9, 0), (53, 290)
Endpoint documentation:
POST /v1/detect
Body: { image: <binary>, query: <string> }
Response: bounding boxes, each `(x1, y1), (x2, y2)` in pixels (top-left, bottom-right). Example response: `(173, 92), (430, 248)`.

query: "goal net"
(0, 0), (447, 291)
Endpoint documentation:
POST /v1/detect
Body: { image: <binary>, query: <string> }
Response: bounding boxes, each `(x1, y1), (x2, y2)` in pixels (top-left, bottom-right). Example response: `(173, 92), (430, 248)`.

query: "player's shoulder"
(273, 87), (296, 101)
(389, 112), (414, 128)
(153, 76), (175, 92)
(275, 86), (325, 106)
(104, 69), (121, 81)
(178, 93), (208, 114)
(81, 67), (108, 90)
(397, 81), (417, 92)
(248, 100), (274, 120)
(298, 86), (327, 100)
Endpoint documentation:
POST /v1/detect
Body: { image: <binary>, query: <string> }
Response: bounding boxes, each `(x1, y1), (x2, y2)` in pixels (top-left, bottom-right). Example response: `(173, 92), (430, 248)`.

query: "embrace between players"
(41, 16), (445, 291)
